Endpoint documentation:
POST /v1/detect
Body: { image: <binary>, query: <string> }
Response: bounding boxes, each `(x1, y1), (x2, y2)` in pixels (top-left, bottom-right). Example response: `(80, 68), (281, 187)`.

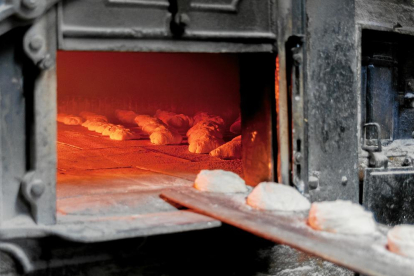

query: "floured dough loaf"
(81, 120), (92, 127)
(87, 121), (106, 131)
(187, 121), (223, 139)
(135, 114), (182, 145)
(110, 128), (140, 141)
(150, 127), (182, 145)
(134, 115), (161, 128)
(189, 135), (224, 153)
(64, 116), (83, 125)
(230, 115), (241, 135)
(142, 122), (164, 134)
(57, 114), (84, 125)
(210, 135), (241, 159)
(193, 112), (225, 127)
(115, 110), (138, 125)
(102, 124), (118, 136)
(80, 112), (108, 129)
(79, 112), (108, 123)
(194, 169), (247, 193)
(308, 200), (377, 234)
(155, 109), (193, 131)
(94, 123), (111, 134)
(187, 112), (225, 154)
(388, 224), (414, 258)
(246, 182), (310, 211)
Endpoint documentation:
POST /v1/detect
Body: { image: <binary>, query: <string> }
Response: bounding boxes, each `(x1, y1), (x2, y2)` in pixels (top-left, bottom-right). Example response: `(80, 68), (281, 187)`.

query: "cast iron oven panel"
(361, 30), (414, 141)
(305, 0), (359, 202)
(364, 167), (414, 226)
(58, 0), (276, 52)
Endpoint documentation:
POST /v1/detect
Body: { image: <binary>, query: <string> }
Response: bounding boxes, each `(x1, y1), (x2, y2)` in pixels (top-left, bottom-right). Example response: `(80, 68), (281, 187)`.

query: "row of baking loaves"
(63, 109), (241, 153)
(116, 109), (193, 131)
(80, 112), (140, 141)
(193, 169), (414, 259)
(115, 109), (183, 145)
(116, 109), (241, 154)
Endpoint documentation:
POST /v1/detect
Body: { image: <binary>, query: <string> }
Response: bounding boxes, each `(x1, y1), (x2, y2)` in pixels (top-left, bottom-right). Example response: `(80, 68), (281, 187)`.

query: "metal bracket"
(362, 122), (382, 152)
(0, 0), (61, 38)
(20, 171), (45, 224)
(23, 12), (55, 70)
(0, 242), (34, 273)
(289, 35), (307, 193)
(308, 171), (320, 190)
(12, 0), (48, 20)
(362, 123), (388, 168)
(169, 0), (191, 37)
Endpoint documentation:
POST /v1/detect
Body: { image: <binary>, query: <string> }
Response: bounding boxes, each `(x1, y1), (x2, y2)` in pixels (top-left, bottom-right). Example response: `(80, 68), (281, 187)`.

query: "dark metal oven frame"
(0, 3), (279, 270)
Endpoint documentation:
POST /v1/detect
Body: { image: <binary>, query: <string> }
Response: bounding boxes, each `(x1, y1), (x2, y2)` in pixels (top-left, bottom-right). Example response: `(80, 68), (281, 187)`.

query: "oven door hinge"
(23, 12), (55, 70)
(20, 171), (46, 224)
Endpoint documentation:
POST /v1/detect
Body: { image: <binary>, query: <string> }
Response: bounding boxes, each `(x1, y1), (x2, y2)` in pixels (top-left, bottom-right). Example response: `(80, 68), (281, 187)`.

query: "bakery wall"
(57, 51), (241, 125)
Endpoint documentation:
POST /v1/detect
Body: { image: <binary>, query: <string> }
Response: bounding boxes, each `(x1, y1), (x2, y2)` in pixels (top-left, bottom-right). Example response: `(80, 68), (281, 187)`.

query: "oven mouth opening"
(56, 51), (243, 218)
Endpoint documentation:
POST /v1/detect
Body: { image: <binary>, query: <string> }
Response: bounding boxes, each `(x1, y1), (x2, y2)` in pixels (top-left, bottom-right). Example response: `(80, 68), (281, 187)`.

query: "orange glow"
(57, 51), (241, 123)
(275, 56), (281, 183)
(56, 51), (244, 216)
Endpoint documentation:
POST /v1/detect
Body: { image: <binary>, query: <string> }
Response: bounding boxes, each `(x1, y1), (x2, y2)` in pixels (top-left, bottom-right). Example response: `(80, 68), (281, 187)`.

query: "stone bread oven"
(1, 0), (414, 275)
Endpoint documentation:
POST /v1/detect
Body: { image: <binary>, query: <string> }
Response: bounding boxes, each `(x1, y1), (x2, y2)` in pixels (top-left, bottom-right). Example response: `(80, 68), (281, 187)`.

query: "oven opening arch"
(55, 50), (278, 224)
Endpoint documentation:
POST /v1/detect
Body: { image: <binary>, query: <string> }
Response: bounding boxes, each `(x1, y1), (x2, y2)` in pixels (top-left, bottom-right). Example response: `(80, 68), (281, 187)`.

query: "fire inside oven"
(55, 51), (243, 216)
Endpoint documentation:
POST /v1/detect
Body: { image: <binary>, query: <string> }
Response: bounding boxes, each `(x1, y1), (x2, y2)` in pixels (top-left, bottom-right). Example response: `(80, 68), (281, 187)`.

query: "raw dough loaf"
(246, 182), (310, 211)
(230, 115), (241, 135)
(209, 135), (241, 159)
(115, 110), (138, 125)
(134, 115), (162, 128)
(388, 224), (414, 258)
(102, 124), (119, 136)
(94, 123), (111, 134)
(193, 112), (225, 127)
(57, 114), (84, 125)
(188, 136), (224, 154)
(155, 109), (193, 131)
(187, 121), (223, 139)
(187, 112), (225, 154)
(80, 112), (108, 129)
(87, 121), (106, 131)
(135, 114), (182, 145)
(308, 200), (377, 234)
(194, 169), (247, 193)
(80, 112), (108, 123)
(109, 128), (140, 141)
(150, 127), (182, 145)
(142, 122), (164, 134)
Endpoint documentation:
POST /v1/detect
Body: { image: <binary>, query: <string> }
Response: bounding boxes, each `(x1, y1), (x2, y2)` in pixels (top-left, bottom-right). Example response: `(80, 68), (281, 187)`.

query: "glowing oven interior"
(55, 51), (243, 217)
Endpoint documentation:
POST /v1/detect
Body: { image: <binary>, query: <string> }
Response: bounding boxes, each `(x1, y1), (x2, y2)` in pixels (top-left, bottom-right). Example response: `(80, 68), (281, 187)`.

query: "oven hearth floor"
(57, 124), (242, 220)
